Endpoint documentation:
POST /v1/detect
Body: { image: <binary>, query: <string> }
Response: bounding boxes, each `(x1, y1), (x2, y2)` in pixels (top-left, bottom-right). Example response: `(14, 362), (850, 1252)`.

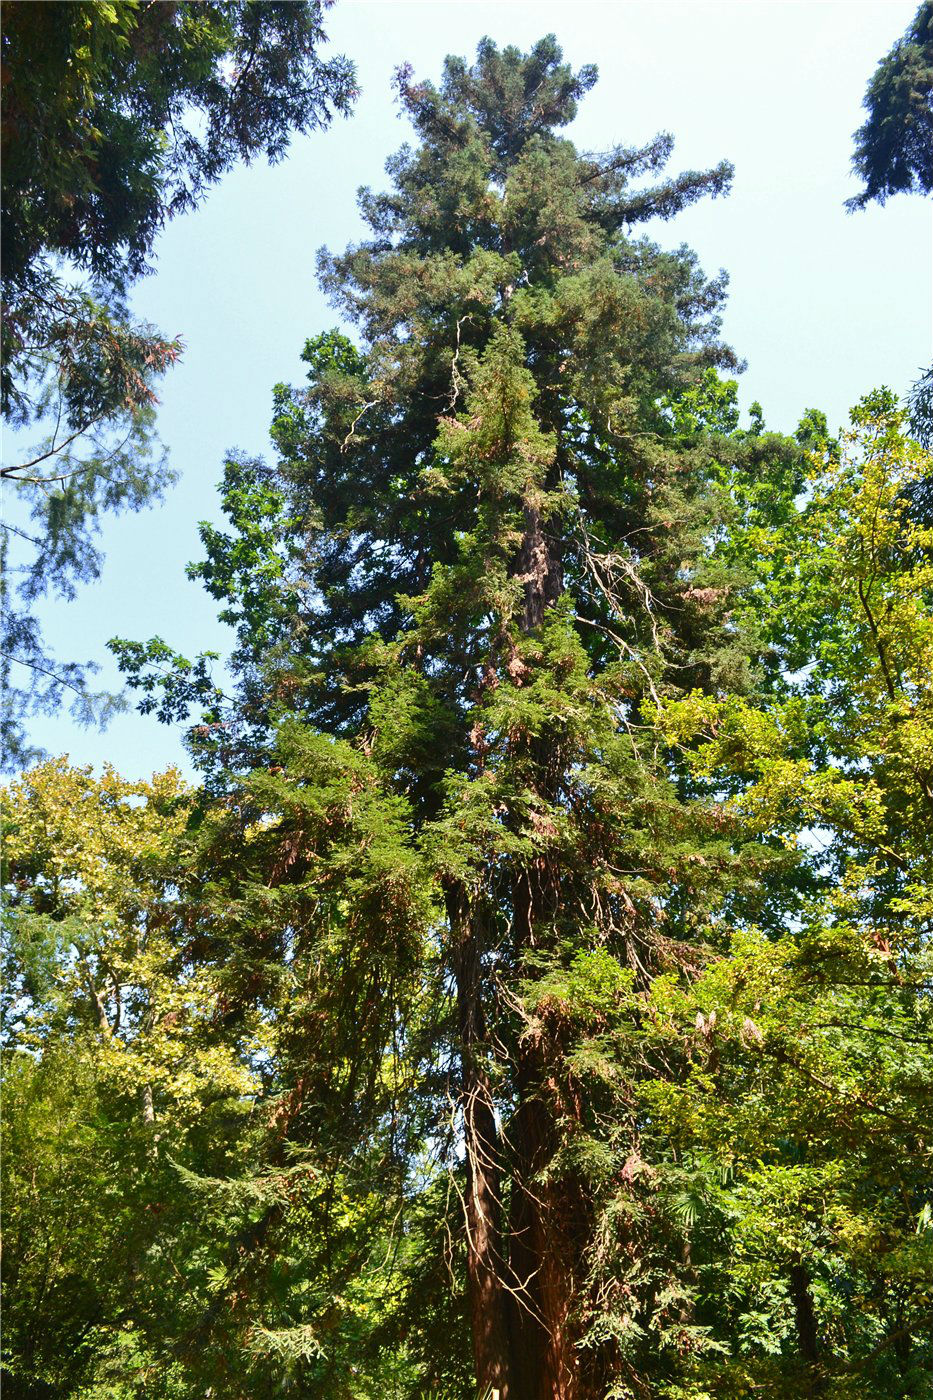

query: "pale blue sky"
(17, 0), (932, 780)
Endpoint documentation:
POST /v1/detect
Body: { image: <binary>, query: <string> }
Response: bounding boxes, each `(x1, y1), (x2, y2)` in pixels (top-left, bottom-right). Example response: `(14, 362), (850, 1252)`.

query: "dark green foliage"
(908, 364), (933, 450)
(1, 1), (355, 770)
(846, 1), (932, 456)
(114, 36), (841, 1397)
(1, 0), (356, 297)
(847, 1), (933, 210)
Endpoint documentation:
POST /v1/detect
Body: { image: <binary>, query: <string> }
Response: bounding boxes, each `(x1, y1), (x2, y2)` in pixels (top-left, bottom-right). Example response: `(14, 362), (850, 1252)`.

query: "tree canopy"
(103, 34), (933, 1399)
(2, 27), (932, 1400)
(1, 0), (356, 305)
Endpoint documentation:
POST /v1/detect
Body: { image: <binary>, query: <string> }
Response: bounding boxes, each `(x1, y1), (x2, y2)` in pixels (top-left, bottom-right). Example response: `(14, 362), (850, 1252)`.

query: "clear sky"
(16, 0), (932, 781)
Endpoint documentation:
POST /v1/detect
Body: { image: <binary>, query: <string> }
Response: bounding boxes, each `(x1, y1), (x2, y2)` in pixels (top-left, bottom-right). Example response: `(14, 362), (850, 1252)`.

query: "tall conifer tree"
(118, 37), (808, 1396)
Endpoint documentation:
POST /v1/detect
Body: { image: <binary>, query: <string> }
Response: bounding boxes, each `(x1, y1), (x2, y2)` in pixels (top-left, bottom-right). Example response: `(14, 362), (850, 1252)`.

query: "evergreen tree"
(847, 1), (933, 212)
(118, 38), (816, 1397)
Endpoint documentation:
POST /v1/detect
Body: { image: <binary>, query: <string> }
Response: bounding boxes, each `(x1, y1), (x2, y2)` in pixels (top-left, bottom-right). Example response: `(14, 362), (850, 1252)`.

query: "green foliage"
(1, 1), (356, 297)
(1, 761), (256, 1397)
(116, 35), (817, 1395)
(847, 1), (933, 210)
(653, 393), (933, 1394)
(1, 752), (442, 1399)
(846, 1), (932, 459)
(1, 1), (355, 770)
(908, 364), (933, 452)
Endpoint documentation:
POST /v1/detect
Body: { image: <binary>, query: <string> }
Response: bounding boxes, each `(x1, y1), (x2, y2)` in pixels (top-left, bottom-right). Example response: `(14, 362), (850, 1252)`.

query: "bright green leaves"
(638, 911), (933, 1393)
(366, 666), (461, 794)
(190, 455), (301, 652)
(0, 759), (262, 1396)
(1, 758), (253, 1113)
(530, 946), (636, 1026)
(639, 392), (933, 1390)
(663, 367), (742, 438)
(0, 734), (445, 1397)
(111, 455), (303, 747)
(664, 391), (933, 870)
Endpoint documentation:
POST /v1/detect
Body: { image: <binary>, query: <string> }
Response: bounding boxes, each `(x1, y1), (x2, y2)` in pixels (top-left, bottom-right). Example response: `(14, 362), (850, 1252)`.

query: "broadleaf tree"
(653, 392), (933, 1396)
(0, 760), (262, 1397)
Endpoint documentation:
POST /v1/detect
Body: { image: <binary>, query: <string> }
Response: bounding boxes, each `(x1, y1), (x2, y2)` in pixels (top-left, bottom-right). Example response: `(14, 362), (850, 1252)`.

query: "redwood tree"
(118, 36), (808, 1397)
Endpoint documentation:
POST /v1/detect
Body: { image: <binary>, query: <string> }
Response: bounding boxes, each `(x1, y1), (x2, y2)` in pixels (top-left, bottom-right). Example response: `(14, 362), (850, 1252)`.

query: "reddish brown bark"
(502, 458), (588, 1398)
(454, 432), (585, 1396)
(505, 861), (587, 1400)
(515, 501), (563, 632)
(507, 1067), (581, 1400)
(449, 887), (513, 1398)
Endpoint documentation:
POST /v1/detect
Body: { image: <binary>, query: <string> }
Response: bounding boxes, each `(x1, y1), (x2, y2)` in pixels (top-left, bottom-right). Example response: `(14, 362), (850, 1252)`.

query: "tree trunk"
(505, 450), (586, 1398)
(140, 1081), (154, 1123)
(516, 502), (563, 632)
(449, 886), (513, 1398)
(790, 1258), (822, 1393)
(505, 862), (584, 1400)
(507, 1062), (581, 1400)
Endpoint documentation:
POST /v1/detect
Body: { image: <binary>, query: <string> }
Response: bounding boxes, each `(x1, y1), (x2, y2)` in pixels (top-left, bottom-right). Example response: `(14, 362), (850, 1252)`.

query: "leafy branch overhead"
(0, 1), (356, 769)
